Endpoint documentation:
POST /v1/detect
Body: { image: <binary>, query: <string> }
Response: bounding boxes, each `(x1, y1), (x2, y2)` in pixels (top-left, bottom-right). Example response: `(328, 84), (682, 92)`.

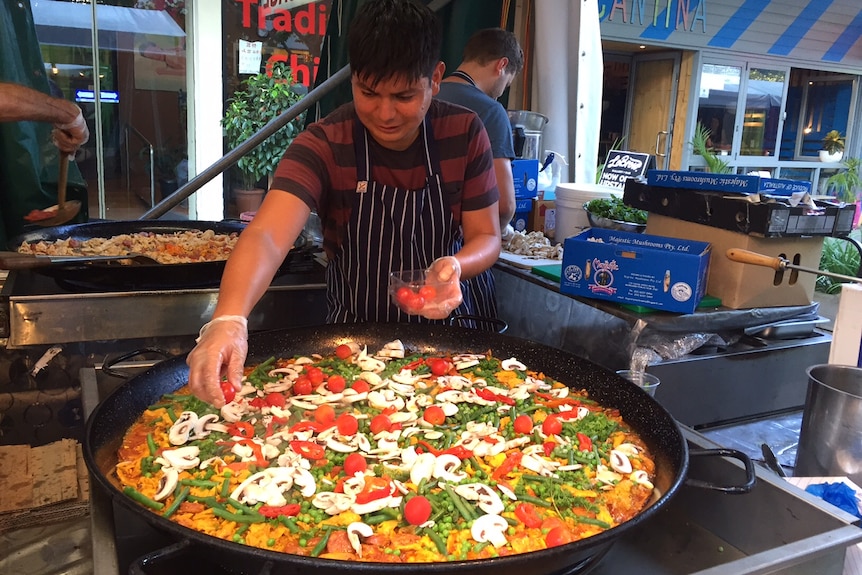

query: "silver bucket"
(795, 364), (862, 483)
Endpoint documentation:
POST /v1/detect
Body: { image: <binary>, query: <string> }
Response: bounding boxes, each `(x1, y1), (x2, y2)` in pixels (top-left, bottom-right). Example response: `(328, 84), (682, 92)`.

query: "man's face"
(489, 70), (516, 100)
(352, 62), (445, 151)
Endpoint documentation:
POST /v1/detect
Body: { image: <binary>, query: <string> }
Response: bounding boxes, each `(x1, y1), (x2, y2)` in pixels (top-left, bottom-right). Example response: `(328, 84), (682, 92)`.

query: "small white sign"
(238, 39), (263, 75)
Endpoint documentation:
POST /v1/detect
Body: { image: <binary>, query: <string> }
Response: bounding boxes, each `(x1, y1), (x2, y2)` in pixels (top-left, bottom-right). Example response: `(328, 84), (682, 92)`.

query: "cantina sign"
(599, 0), (707, 33)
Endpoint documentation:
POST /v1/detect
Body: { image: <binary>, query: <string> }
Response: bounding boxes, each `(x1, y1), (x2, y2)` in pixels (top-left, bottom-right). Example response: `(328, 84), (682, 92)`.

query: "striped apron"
(325, 115), (497, 326)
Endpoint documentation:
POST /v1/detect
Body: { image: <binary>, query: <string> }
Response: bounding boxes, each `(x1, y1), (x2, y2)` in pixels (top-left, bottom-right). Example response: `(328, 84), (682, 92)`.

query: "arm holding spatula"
(0, 82), (89, 154)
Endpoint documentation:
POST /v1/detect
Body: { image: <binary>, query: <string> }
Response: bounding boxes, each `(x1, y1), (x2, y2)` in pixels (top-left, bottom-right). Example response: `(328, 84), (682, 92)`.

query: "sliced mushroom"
(291, 467), (317, 497)
(433, 454), (467, 482)
(312, 491), (355, 515)
(352, 495), (401, 515)
(409, 452), (437, 486)
(168, 411), (198, 445)
(630, 469), (654, 490)
(192, 413), (220, 439)
(376, 340), (405, 360)
(500, 358), (526, 371)
(153, 467), (179, 501)
(609, 450), (633, 474)
(347, 522), (374, 557)
(454, 483), (505, 515)
(471, 514), (508, 548)
(160, 446), (201, 470)
(220, 401), (245, 422)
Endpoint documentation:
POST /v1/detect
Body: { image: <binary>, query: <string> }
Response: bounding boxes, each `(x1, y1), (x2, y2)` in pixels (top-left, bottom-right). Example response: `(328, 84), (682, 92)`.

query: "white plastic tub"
(554, 183), (620, 241)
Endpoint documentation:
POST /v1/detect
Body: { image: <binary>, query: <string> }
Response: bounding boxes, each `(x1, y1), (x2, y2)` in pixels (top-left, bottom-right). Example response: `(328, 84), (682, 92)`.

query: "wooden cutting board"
(498, 251), (563, 270)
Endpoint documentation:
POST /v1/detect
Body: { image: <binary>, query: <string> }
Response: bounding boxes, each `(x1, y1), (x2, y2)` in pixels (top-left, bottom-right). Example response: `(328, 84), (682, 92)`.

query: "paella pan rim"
(84, 322), (688, 574)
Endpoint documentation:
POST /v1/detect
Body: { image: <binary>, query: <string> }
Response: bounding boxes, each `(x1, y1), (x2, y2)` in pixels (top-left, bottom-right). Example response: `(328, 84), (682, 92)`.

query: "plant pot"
(819, 150), (844, 163)
(234, 188), (265, 214)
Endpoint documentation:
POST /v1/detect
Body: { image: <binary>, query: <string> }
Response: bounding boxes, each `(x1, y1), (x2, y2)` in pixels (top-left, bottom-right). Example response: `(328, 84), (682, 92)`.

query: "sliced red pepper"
(441, 445), (474, 460)
(288, 421), (333, 434)
(290, 440), (325, 460)
(416, 439), (441, 456)
(264, 416), (289, 438)
(236, 438), (268, 467)
(491, 451), (523, 480)
(514, 502), (543, 528)
(355, 476), (392, 504)
(258, 503), (301, 518)
(543, 441), (556, 457)
(474, 387), (516, 406)
(576, 432), (593, 452)
(227, 421), (255, 439)
(402, 358), (425, 371)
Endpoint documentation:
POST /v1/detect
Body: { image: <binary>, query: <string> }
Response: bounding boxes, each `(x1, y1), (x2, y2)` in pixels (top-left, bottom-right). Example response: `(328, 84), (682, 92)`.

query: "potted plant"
(820, 130), (845, 162)
(824, 157), (862, 228)
(222, 61), (306, 213)
(691, 122), (731, 173)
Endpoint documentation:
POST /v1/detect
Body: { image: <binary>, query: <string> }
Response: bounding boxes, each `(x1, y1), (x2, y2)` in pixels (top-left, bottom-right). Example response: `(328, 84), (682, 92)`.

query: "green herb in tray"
(584, 197), (648, 224)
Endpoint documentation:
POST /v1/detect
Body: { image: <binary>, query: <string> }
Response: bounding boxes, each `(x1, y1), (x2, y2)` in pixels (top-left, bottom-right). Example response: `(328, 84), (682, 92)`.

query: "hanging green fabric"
(0, 0), (88, 247)
(308, 0), (508, 125)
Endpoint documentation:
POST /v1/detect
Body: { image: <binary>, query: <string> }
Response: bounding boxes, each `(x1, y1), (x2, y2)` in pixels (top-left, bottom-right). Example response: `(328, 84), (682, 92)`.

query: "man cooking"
(187, 0), (502, 407)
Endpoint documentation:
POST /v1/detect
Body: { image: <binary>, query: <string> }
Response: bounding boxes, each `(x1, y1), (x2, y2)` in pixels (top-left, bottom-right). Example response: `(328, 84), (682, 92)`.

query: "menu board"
(598, 150), (652, 189)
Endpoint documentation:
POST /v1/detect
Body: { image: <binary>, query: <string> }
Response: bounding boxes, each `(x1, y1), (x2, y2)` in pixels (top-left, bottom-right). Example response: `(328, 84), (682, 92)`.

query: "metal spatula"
(726, 248), (862, 284)
(0, 252), (159, 269)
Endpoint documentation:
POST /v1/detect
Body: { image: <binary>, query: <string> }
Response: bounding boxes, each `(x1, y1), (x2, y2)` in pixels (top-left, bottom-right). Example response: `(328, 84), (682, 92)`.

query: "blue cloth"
(805, 482), (862, 518)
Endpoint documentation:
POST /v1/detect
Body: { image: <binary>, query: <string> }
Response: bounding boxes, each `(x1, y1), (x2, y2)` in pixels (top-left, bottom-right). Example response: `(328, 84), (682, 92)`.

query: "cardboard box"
(646, 213), (824, 309)
(510, 198), (532, 232)
(561, 228), (711, 314)
(512, 159), (539, 199)
(530, 199), (556, 237)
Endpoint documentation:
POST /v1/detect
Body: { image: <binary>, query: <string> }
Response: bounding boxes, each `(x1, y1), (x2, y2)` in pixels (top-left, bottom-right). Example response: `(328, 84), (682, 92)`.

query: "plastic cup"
(616, 370), (661, 397)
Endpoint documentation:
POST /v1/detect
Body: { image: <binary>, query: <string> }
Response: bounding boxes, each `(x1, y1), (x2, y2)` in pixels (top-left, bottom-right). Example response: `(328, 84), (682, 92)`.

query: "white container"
(555, 183), (620, 241)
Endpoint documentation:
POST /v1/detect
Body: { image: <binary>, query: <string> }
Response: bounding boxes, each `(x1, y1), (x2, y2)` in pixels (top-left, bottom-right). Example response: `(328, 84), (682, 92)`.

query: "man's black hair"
(348, 0), (442, 87)
(462, 28), (524, 76)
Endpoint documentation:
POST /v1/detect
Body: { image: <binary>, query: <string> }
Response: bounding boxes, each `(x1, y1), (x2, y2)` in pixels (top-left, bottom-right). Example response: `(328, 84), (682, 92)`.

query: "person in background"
(437, 28), (524, 234)
(0, 82), (89, 154)
(187, 0), (501, 406)
(436, 28), (524, 330)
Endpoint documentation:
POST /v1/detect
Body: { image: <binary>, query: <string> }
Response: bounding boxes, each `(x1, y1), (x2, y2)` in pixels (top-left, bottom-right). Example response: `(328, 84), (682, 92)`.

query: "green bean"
(443, 484), (475, 521)
(163, 393), (192, 402)
(220, 477), (231, 498)
(424, 527), (448, 555)
(573, 515), (611, 528)
(279, 516), (300, 533)
(213, 507), (265, 524)
(365, 512), (394, 525)
(162, 487), (190, 518)
(146, 433), (157, 456)
(186, 494), (226, 510)
(473, 541), (490, 554)
(310, 528), (332, 557)
(468, 457), (486, 478)
(515, 493), (553, 508)
(180, 479), (218, 488)
(521, 473), (565, 484)
(226, 497), (262, 517)
(123, 486), (164, 510)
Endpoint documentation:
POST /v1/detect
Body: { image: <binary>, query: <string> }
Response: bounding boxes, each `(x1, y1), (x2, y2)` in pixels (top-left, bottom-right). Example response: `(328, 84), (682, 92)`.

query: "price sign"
(598, 150), (652, 190)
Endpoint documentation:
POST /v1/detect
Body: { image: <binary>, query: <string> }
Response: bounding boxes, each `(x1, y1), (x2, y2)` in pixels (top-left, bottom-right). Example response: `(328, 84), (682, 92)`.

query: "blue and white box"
(646, 170), (813, 196)
(512, 159), (539, 199)
(561, 229), (711, 314)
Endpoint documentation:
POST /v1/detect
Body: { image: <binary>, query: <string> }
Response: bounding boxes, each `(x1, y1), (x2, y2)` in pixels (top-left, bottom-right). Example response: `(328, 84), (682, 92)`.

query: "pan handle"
(102, 347), (173, 379)
(684, 448), (757, 494)
(129, 540), (192, 574)
(449, 314), (509, 334)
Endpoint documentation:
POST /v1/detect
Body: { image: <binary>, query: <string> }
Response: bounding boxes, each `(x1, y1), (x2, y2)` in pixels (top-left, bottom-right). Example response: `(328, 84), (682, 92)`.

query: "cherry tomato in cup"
(396, 287), (413, 306)
(542, 415), (563, 436)
(404, 495), (432, 525)
(423, 405), (446, 425)
(513, 414), (534, 435)
(406, 292), (425, 312)
(220, 381), (236, 403)
(418, 285), (437, 300)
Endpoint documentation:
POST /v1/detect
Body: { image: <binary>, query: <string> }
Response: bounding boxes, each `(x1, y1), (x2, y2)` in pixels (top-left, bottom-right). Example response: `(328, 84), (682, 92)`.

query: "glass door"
(739, 66), (787, 159)
(626, 52), (680, 170)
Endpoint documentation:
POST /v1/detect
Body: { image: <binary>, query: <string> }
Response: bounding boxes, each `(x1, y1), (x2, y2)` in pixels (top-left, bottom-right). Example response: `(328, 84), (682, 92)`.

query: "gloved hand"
(186, 315), (248, 407)
(421, 256), (463, 319)
(501, 224), (516, 244)
(52, 108), (89, 155)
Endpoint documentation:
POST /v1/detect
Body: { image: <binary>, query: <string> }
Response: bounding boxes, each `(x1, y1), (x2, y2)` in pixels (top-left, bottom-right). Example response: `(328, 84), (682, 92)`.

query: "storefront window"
(782, 71), (856, 160)
(740, 68), (785, 158)
(695, 64), (740, 156)
(34, 0), (189, 220)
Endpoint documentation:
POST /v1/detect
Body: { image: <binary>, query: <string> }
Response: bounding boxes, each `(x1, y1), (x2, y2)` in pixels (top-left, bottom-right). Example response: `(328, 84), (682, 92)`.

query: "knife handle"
(0, 252), (50, 269)
(725, 248), (786, 271)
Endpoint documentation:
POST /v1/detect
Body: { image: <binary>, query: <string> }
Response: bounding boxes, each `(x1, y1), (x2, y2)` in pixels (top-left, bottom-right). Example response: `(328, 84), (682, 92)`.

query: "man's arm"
(0, 82), (89, 154)
(494, 157), (515, 229)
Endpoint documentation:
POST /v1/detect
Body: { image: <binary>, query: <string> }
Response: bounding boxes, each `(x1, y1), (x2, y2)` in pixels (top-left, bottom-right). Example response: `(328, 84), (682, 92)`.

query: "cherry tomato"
(513, 414), (534, 435)
(264, 393), (286, 407)
(423, 405), (446, 425)
(396, 287), (413, 305)
(404, 495), (432, 526)
(370, 414), (392, 434)
(542, 415), (563, 436)
(514, 503), (543, 528)
(406, 293), (426, 312)
(305, 366), (325, 386)
(314, 404), (336, 425)
(351, 380), (370, 394)
(335, 344), (353, 360)
(293, 375), (312, 396)
(220, 381), (236, 403)
(336, 413), (359, 436)
(428, 358), (450, 376)
(418, 285), (437, 300)
(343, 452), (367, 476)
(545, 526), (574, 548)
(327, 374), (346, 393)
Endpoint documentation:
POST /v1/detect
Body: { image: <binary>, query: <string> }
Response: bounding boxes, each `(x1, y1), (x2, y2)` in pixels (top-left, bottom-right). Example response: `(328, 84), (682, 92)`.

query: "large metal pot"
(10, 220), (311, 290)
(84, 323), (754, 574)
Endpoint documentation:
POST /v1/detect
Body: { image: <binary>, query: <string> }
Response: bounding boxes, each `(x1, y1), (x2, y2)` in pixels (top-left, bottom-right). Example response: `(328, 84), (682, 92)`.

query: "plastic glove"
(186, 315), (248, 408)
(421, 256), (463, 319)
(52, 108), (89, 155)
